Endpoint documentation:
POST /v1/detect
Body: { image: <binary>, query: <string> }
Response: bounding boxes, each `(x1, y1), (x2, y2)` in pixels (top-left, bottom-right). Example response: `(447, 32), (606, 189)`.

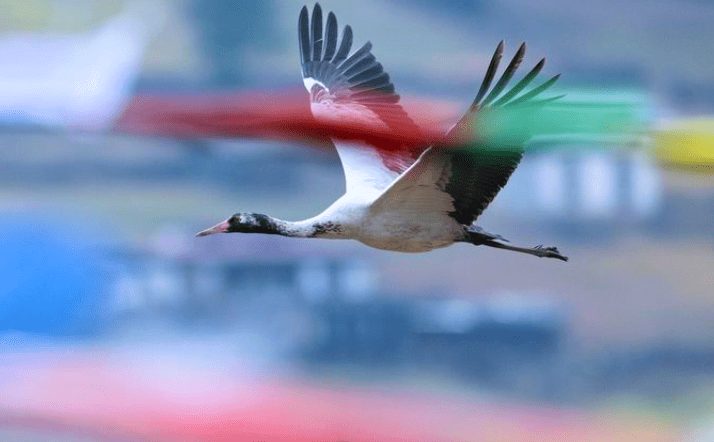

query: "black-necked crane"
(197, 3), (568, 262)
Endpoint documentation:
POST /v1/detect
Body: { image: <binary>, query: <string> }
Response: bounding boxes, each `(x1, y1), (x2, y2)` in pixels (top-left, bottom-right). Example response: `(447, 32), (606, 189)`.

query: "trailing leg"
(464, 225), (567, 261)
(481, 240), (568, 261)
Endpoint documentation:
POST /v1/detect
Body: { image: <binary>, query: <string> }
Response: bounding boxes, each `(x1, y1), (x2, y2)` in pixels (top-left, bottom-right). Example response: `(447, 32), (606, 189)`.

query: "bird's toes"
(546, 247), (568, 261)
(535, 245), (568, 261)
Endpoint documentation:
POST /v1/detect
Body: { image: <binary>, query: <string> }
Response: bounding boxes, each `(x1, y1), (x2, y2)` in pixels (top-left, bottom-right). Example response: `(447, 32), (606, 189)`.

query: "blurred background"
(0, 0), (712, 440)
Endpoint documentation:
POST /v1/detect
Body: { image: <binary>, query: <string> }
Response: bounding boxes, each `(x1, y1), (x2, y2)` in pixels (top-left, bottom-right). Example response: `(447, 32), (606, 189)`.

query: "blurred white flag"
(0, 5), (155, 130)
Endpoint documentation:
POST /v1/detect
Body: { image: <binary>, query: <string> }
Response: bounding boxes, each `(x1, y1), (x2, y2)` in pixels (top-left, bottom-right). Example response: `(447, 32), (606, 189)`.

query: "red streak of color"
(115, 90), (463, 151)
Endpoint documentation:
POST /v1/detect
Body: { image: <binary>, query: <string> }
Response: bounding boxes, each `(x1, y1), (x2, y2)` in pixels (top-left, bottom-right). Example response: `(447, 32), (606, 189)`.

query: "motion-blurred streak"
(0, 350), (679, 442)
(115, 91), (451, 150)
(115, 90), (648, 152)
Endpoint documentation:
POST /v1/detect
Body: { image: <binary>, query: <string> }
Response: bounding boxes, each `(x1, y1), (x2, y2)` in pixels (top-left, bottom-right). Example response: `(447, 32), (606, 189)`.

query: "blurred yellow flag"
(655, 118), (714, 172)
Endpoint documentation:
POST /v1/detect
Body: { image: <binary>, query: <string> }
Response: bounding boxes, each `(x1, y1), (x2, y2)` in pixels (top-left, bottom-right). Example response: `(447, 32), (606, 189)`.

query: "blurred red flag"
(115, 89), (460, 151)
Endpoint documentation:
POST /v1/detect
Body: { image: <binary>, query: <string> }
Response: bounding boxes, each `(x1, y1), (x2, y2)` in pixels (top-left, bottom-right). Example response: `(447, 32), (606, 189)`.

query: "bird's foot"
(534, 245), (569, 262)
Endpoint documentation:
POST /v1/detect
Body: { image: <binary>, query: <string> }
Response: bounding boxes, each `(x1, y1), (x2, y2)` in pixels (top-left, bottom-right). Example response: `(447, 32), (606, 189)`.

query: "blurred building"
(501, 149), (662, 235)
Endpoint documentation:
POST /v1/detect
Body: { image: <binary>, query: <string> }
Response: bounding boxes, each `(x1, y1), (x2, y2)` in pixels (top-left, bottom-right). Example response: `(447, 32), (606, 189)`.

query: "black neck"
(245, 214), (316, 238)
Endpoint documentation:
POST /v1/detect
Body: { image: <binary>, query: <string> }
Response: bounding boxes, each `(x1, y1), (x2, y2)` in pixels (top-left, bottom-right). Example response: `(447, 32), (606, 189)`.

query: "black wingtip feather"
(347, 61), (381, 81)
(492, 56), (546, 107)
(350, 72), (391, 91)
(531, 94), (566, 106)
(332, 25), (353, 65)
(482, 42), (527, 106)
(508, 73), (561, 106)
(298, 6), (310, 70)
(311, 4), (323, 61)
(323, 12), (338, 61)
(344, 56), (378, 78)
(338, 41), (373, 72)
(472, 41), (505, 110)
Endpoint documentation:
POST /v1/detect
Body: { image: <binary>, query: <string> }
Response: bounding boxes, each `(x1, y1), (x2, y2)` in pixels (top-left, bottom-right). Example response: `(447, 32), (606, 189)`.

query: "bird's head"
(195, 213), (274, 237)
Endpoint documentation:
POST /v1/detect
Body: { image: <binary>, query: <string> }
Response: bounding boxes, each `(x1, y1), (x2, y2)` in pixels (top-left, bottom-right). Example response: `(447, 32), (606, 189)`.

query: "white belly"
(356, 213), (463, 253)
(311, 194), (464, 253)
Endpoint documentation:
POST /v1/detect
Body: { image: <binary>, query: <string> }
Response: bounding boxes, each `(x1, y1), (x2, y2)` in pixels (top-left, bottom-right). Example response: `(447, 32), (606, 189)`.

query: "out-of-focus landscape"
(0, 0), (713, 440)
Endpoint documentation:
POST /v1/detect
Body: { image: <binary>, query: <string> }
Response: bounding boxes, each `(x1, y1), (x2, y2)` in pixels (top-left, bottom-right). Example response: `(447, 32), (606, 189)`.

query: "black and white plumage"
(197, 3), (568, 262)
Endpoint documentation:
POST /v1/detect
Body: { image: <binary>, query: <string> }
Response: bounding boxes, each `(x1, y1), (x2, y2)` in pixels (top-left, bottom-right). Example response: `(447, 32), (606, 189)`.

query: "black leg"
(480, 240), (569, 262)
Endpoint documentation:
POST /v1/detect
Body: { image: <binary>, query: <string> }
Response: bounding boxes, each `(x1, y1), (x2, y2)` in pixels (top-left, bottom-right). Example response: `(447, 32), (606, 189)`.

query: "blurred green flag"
(472, 89), (649, 150)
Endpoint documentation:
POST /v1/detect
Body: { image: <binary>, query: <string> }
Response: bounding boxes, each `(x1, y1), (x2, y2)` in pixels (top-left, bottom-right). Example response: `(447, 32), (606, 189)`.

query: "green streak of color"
(472, 92), (649, 150)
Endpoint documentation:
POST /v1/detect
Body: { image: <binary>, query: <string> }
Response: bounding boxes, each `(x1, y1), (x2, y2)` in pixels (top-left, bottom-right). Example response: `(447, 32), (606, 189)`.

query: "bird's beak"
(195, 220), (230, 237)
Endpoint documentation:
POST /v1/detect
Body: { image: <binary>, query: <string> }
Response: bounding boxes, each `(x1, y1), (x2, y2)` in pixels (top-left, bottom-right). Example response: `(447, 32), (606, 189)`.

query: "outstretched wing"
(373, 42), (561, 224)
(299, 4), (425, 196)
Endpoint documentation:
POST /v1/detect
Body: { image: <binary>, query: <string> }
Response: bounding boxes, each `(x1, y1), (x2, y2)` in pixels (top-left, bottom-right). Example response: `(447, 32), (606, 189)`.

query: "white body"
(295, 10), (470, 253)
(306, 191), (464, 253)
(294, 138), (465, 253)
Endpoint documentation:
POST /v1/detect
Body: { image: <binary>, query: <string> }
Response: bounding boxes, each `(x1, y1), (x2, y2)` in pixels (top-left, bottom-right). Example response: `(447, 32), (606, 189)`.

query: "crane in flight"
(197, 3), (567, 261)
